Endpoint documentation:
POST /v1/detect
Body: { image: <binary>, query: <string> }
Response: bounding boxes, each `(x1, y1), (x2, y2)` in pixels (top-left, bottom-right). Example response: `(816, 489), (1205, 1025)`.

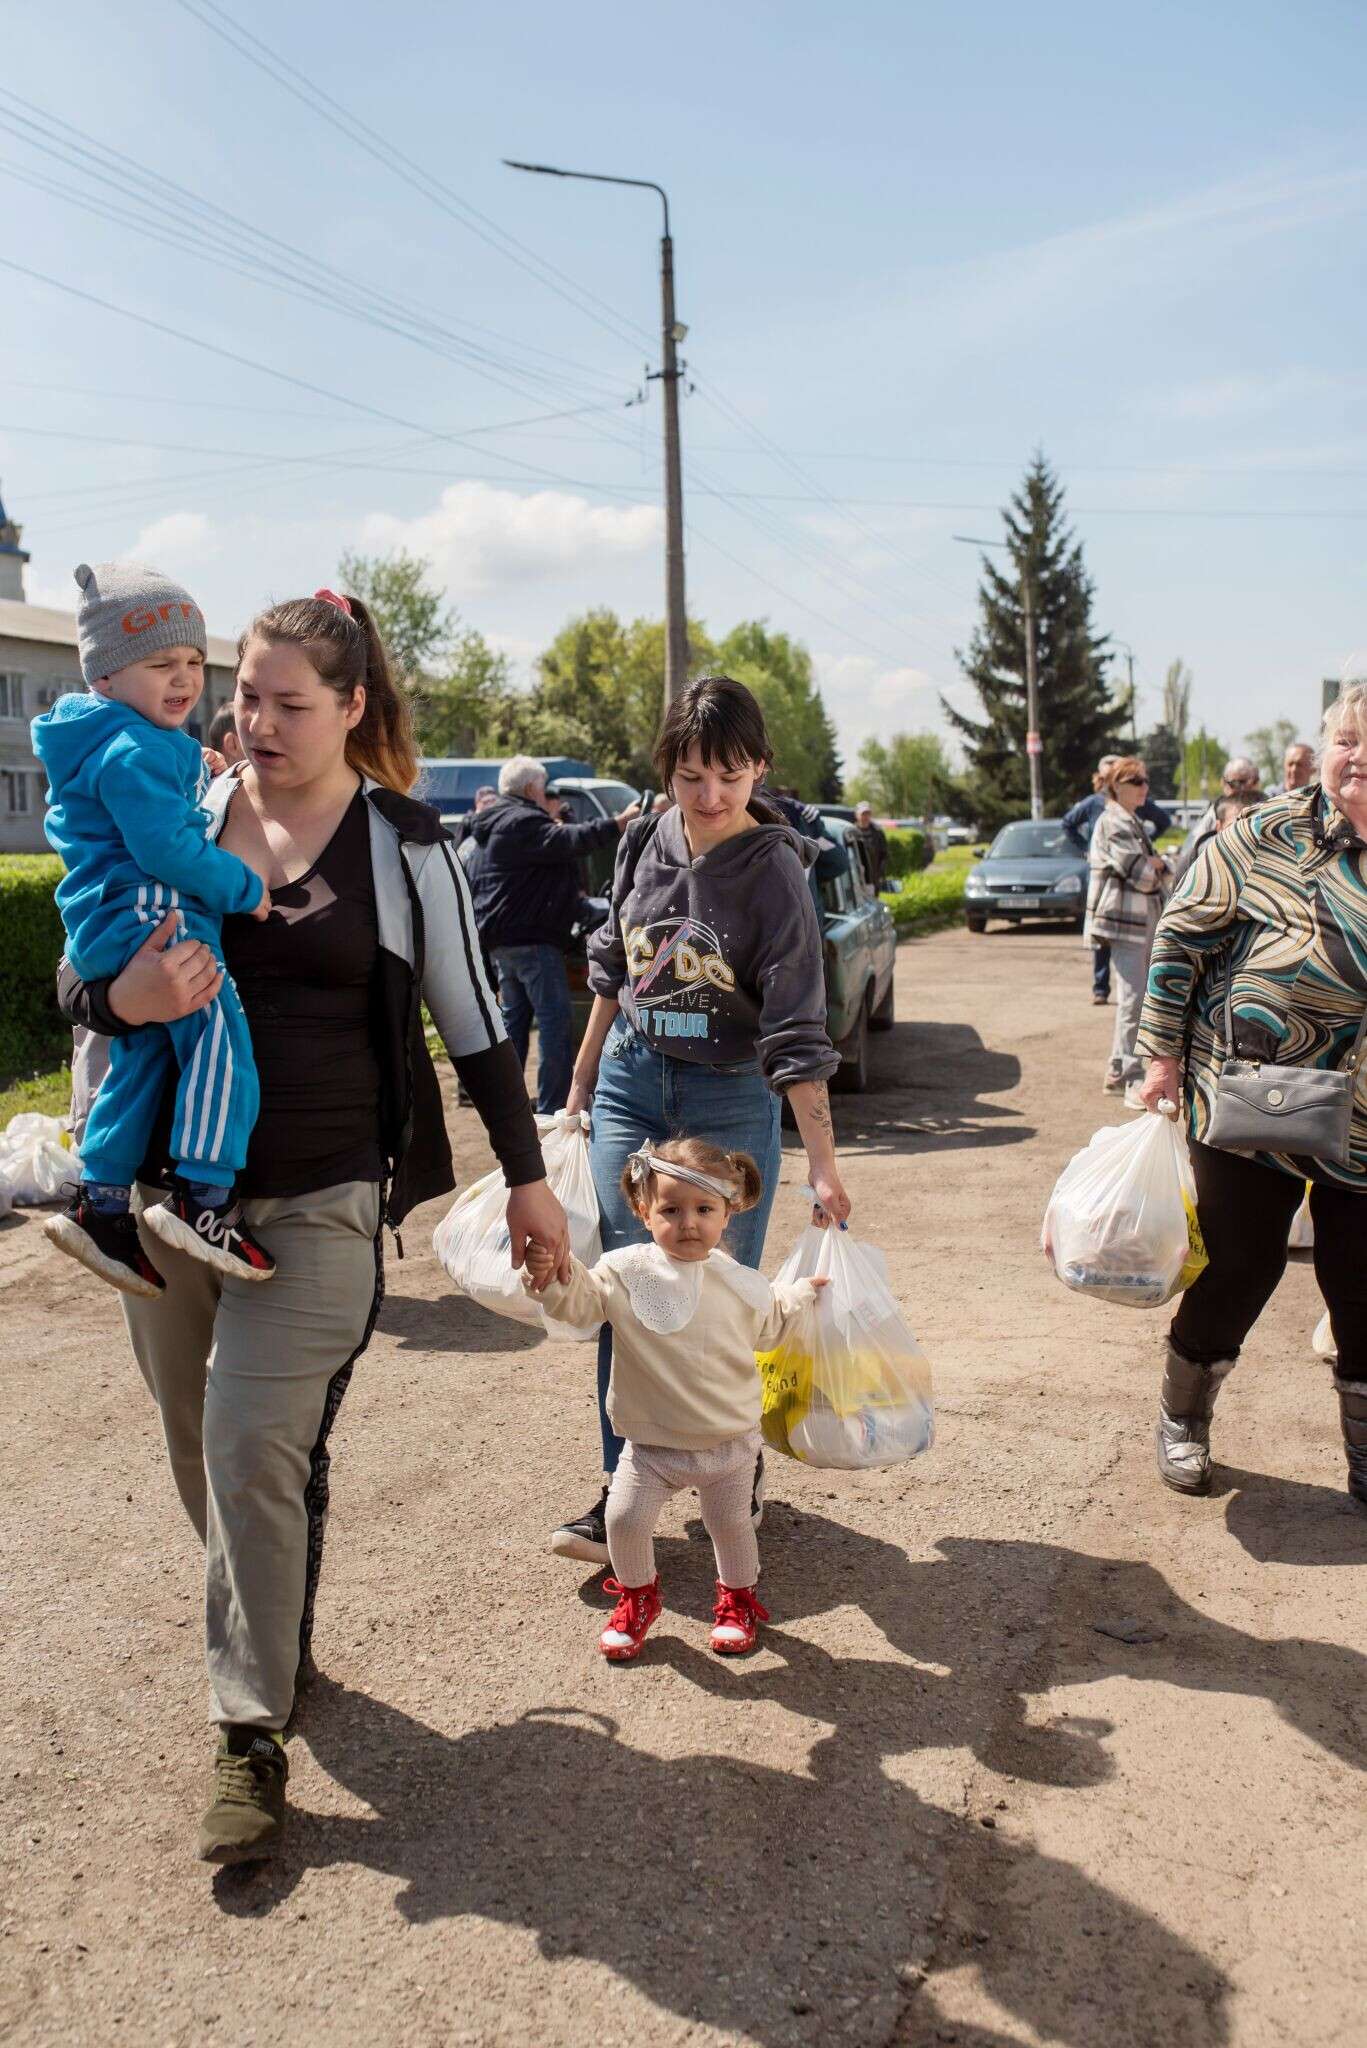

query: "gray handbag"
(1207, 974), (1367, 1165)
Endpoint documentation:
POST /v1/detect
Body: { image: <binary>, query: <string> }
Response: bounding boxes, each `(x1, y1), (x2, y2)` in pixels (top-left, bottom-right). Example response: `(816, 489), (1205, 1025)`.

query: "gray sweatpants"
(1108, 935), (1151, 1085)
(606, 1430), (762, 1590)
(123, 1180), (383, 1730)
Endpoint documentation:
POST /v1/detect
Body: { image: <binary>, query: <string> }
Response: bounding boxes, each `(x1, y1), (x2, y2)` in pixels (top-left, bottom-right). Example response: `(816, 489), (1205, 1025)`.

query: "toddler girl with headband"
(523, 1136), (824, 1660)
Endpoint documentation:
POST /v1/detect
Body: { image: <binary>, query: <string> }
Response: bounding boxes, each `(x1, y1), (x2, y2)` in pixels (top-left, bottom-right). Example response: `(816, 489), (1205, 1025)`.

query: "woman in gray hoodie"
(547, 676), (850, 1563)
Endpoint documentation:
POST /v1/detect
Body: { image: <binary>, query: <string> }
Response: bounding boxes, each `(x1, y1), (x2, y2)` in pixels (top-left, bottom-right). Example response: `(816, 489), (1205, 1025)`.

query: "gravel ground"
(2, 924), (1364, 2048)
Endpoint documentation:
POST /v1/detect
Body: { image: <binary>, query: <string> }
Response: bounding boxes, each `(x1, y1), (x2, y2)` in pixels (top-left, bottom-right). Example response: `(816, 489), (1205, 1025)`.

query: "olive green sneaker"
(197, 1727), (288, 1864)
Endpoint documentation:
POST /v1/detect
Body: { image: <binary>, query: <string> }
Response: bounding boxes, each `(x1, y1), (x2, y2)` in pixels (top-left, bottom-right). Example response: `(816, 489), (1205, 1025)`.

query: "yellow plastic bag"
(756, 1227), (934, 1469)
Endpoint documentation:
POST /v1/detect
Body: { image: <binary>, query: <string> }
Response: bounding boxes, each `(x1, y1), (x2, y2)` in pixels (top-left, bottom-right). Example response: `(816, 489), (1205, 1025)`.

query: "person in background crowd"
(449, 783), (498, 848)
(852, 801), (890, 894)
(1086, 756), (1171, 1108)
(1064, 755), (1171, 1006)
(205, 701), (244, 776)
(1277, 741), (1316, 794)
(1172, 756), (1262, 882)
(1136, 684), (1367, 1509)
(464, 755), (638, 1114)
(1213, 792), (1259, 832)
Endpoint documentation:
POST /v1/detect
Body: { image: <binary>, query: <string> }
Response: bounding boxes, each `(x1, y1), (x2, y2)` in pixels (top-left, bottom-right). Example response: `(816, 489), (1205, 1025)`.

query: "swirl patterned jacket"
(1135, 785), (1367, 1190)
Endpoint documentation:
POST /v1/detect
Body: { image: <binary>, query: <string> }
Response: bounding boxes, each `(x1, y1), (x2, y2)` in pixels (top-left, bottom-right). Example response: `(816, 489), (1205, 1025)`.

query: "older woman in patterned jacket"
(1136, 684), (1367, 1508)
(1087, 756), (1171, 1108)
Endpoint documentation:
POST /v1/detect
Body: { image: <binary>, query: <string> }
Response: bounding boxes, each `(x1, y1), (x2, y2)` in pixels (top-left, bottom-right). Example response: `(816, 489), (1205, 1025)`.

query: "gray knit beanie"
(73, 561), (208, 685)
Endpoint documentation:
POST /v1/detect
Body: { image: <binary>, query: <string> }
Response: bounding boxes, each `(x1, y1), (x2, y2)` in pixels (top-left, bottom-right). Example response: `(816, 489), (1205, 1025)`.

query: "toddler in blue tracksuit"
(32, 562), (276, 1298)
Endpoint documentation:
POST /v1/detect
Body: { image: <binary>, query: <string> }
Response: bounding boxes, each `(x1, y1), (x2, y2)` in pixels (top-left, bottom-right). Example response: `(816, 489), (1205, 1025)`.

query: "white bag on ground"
(0, 1113), (80, 1207)
(1042, 1108), (1206, 1307)
(756, 1225), (934, 1470)
(432, 1109), (602, 1338)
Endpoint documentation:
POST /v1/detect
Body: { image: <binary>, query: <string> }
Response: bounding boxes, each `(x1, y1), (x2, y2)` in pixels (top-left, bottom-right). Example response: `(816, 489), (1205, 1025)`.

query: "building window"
(0, 672), (26, 720)
(3, 769), (31, 815)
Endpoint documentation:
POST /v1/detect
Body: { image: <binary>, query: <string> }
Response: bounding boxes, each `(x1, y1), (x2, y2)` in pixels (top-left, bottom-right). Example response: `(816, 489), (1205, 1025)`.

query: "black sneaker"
(750, 1448), (765, 1531)
(550, 1484), (610, 1564)
(143, 1183), (275, 1282)
(197, 1727), (288, 1864)
(44, 1192), (166, 1299)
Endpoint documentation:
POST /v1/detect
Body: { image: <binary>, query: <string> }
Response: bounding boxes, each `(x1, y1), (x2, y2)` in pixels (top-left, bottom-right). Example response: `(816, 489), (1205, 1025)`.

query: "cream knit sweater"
(526, 1245), (818, 1450)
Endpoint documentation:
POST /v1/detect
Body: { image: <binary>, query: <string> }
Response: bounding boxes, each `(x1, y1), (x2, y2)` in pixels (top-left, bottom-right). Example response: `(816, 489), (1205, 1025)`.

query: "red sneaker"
(599, 1577), (662, 1661)
(710, 1582), (769, 1655)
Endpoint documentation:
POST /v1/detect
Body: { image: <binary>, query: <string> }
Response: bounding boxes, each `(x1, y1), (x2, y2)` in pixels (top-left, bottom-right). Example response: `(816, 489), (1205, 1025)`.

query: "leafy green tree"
(715, 620), (842, 799)
(337, 547), (455, 680)
(1183, 727), (1228, 799)
(416, 628), (513, 756)
(1243, 719), (1299, 788)
(941, 455), (1122, 835)
(845, 731), (950, 816)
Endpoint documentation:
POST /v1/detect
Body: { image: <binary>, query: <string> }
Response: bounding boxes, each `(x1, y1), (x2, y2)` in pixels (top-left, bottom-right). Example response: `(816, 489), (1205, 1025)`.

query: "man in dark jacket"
(466, 756), (637, 1111)
(852, 801), (890, 893)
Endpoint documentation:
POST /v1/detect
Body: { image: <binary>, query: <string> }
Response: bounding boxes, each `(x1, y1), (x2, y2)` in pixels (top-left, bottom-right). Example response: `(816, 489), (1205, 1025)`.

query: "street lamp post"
(953, 532), (1043, 821)
(503, 158), (688, 710)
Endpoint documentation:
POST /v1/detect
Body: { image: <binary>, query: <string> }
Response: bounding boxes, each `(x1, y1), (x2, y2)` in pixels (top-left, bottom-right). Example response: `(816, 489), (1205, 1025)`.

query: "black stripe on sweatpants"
(438, 840), (498, 1043)
(294, 1218), (386, 1695)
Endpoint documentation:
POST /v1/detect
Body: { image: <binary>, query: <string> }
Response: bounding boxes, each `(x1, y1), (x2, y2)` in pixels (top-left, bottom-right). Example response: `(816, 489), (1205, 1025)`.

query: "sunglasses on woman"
(1118, 775), (1149, 787)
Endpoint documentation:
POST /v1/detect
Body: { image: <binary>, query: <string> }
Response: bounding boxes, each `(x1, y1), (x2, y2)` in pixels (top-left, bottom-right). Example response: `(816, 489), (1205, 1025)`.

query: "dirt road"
(2, 924), (1363, 2048)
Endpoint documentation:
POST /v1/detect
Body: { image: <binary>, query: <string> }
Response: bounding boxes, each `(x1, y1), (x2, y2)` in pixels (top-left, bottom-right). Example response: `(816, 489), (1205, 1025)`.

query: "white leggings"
(606, 1431), (762, 1590)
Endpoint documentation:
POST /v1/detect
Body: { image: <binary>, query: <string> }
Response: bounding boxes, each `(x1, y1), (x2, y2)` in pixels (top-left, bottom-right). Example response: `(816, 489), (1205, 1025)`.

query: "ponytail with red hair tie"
(313, 587), (354, 618)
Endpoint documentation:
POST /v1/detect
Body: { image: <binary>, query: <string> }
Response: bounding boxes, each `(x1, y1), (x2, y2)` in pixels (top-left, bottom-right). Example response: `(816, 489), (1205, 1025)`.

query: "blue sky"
(2, 0), (1364, 767)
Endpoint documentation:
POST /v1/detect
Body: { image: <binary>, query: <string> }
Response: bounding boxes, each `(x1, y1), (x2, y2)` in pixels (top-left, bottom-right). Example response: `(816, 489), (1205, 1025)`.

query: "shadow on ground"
(376, 1289), (543, 1356)
(789, 1021), (1032, 1158)
(207, 1505), (1364, 2042)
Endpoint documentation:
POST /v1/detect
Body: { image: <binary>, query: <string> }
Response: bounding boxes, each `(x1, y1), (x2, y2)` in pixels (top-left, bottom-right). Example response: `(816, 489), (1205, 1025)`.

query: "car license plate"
(1013, 896), (1042, 910)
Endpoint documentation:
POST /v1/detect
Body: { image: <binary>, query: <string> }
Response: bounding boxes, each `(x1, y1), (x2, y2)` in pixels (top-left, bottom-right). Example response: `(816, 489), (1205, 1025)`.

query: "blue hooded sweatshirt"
(31, 692), (264, 980)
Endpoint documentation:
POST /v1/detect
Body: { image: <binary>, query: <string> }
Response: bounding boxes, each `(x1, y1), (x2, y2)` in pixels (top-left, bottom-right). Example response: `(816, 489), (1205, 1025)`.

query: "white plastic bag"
(1042, 1108), (1207, 1307)
(0, 1113), (80, 1207)
(432, 1109), (602, 1338)
(756, 1225), (934, 1470)
(1288, 1185), (1314, 1250)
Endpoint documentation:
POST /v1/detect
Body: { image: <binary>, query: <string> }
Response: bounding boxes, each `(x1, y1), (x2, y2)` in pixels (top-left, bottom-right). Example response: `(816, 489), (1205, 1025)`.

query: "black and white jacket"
(58, 774), (544, 1229)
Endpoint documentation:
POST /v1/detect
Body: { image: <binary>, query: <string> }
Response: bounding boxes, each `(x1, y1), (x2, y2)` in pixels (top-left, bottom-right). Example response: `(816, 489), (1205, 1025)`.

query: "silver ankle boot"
(1156, 1342), (1236, 1495)
(1335, 1377), (1367, 1510)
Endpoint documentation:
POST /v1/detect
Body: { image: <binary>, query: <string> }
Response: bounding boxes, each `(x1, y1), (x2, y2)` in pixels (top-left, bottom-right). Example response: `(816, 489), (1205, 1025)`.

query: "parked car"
(962, 818), (1087, 932)
(416, 754), (594, 831)
(818, 815), (897, 1091)
(558, 804), (895, 1095)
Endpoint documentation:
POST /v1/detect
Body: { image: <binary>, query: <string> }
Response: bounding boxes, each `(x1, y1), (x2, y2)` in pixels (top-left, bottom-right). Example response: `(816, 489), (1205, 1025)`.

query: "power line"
(172, 0), (654, 354)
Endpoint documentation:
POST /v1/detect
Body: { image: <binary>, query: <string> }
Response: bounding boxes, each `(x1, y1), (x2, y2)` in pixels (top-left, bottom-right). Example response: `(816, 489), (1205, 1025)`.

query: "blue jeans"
(491, 944), (574, 1114)
(1092, 939), (1111, 1000)
(589, 1019), (782, 1474)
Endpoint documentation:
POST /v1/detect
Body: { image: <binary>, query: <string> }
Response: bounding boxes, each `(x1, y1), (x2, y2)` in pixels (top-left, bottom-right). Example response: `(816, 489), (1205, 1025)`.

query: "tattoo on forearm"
(804, 1082), (833, 1137)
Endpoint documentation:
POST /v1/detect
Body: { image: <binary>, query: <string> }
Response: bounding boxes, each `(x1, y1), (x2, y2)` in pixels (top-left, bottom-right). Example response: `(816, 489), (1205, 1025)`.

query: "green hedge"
(884, 827), (935, 878)
(0, 856), (68, 1080)
(880, 867), (967, 936)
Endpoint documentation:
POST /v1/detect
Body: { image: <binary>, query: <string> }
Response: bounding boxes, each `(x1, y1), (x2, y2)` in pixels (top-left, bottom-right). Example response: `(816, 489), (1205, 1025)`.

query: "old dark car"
(962, 818), (1087, 932)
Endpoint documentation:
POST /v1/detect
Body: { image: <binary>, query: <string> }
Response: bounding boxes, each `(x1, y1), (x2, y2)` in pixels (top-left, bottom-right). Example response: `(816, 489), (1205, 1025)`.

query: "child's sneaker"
(599, 1576), (662, 1661)
(44, 1191), (166, 1299)
(710, 1582), (769, 1655)
(142, 1183), (275, 1282)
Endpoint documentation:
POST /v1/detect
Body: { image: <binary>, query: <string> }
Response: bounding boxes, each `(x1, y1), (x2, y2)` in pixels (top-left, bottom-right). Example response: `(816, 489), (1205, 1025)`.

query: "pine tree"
(943, 456), (1122, 834)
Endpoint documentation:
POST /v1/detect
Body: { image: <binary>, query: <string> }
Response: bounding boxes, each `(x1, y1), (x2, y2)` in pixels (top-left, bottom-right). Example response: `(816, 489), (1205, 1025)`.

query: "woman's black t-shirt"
(221, 786), (383, 1197)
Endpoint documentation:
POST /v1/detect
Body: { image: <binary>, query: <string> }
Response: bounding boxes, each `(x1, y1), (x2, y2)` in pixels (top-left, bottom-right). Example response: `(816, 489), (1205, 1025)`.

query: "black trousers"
(1171, 1140), (1367, 1377)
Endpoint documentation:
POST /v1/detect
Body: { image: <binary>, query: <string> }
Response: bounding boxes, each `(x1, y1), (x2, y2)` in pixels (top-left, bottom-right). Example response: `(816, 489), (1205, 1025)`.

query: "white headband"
(627, 1142), (738, 1202)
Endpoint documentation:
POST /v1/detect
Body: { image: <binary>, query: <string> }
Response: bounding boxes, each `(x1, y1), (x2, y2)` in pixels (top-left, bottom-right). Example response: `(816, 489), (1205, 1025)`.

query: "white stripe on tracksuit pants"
(78, 937), (258, 1190)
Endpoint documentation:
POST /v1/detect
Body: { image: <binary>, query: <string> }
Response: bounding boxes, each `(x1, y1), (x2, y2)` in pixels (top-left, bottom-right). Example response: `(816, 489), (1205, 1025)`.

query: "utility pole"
(1021, 575), (1043, 822)
(503, 159), (688, 711)
(657, 227), (688, 708)
(954, 532), (1043, 821)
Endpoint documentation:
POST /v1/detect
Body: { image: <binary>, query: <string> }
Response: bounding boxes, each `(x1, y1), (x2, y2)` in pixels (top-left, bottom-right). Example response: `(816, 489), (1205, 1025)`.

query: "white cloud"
(358, 480), (661, 595)
(1142, 369), (1364, 425)
(128, 510), (216, 570)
